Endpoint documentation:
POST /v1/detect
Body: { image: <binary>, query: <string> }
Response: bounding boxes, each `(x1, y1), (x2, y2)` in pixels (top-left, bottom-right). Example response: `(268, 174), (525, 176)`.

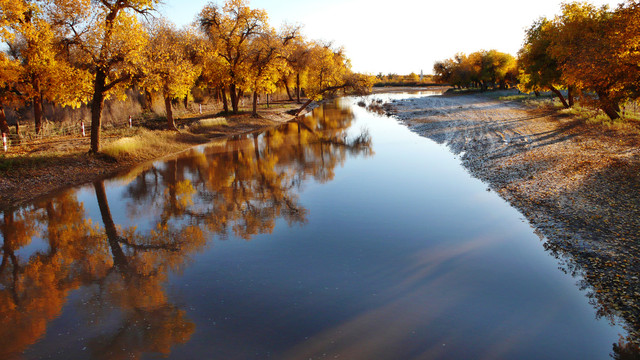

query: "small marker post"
(2, 133), (7, 152)
(81, 121), (85, 137)
(128, 115), (132, 128)
(199, 103), (202, 114)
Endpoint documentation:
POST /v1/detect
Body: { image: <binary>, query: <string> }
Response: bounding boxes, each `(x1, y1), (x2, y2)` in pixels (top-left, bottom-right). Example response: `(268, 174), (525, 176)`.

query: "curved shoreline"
(389, 92), (640, 345)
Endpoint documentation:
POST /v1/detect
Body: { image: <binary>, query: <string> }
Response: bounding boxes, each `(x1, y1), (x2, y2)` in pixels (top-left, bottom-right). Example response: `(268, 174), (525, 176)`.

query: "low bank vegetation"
(494, 90), (640, 131)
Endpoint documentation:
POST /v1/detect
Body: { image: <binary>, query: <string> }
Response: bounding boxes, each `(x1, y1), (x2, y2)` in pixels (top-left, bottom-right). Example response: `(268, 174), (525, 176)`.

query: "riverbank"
(389, 92), (640, 346)
(372, 85), (450, 94)
(0, 101), (310, 210)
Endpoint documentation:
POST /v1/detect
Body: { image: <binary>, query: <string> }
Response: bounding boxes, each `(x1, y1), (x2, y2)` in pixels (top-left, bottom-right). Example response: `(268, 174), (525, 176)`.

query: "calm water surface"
(1, 93), (626, 359)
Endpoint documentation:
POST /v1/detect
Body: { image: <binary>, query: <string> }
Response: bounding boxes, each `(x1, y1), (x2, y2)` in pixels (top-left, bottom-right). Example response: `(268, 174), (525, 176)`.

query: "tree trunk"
(167, 159), (178, 215)
(165, 96), (177, 130)
(94, 180), (128, 269)
(568, 86), (575, 107)
(45, 201), (59, 255)
(95, 180), (119, 242)
(237, 89), (244, 110)
(284, 82), (293, 101)
(33, 87), (43, 134)
(597, 91), (621, 120)
(90, 70), (107, 153)
(296, 73), (301, 104)
(88, 6), (120, 153)
(221, 87), (229, 113)
(252, 90), (258, 117)
(0, 212), (16, 278)
(144, 90), (153, 111)
(0, 105), (10, 135)
(295, 99), (314, 116)
(534, 90), (540, 97)
(600, 104), (620, 120)
(229, 83), (239, 113)
(549, 85), (569, 109)
(253, 132), (260, 162)
(183, 94), (188, 110)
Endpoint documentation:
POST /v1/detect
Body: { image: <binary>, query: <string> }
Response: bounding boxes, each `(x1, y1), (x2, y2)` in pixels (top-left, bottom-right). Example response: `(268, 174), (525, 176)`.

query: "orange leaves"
(517, 18), (566, 94)
(434, 50), (517, 90)
(517, 1), (640, 119)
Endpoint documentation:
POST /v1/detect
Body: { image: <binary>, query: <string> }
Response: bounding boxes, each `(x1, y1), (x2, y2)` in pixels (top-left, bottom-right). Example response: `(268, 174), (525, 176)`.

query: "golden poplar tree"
(198, 0), (268, 114)
(247, 25), (299, 116)
(518, 18), (573, 107)
(0, 53), (21, 134)
(1, 0), (89, 134)
(58, 0), (156, 152)
(141, 19), (202, 130)
(295, 42), (374, 114)
(519, 1), (640, 120)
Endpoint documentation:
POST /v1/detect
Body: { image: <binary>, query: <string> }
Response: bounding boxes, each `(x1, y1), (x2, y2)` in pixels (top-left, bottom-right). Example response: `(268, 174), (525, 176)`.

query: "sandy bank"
(390, 93), (640, 346)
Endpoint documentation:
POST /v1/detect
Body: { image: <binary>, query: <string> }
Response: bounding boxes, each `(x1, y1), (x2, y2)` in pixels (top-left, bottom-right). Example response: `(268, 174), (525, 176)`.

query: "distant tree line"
(433, 1), (639, 121)
(0, 0), (375, 152)
(432, 50), (518, 90)
(374, 72), (436, 86)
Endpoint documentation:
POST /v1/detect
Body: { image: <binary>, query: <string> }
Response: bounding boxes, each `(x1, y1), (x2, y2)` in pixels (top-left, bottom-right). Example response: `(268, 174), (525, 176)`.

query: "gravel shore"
(389, 93), (640, 347)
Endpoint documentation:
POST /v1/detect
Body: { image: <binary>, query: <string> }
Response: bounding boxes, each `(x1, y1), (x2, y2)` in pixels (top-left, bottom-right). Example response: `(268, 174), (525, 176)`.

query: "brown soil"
(390, 92), (640, 346)
(0, 101), (309, 210)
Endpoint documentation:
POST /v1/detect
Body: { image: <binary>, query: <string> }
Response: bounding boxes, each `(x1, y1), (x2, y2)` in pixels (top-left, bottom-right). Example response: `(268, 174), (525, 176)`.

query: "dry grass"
(188, 117), (229, 133)
(101, 128), (209, 161)
(522, 97), (564, 109)
(558, 106), (640, 133)
(503, 92), (640, 133)
(0, 153), (58, 173)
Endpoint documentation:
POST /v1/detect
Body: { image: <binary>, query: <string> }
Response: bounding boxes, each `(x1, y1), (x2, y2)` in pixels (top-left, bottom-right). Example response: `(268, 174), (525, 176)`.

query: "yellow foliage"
(141, 19), (201, 101)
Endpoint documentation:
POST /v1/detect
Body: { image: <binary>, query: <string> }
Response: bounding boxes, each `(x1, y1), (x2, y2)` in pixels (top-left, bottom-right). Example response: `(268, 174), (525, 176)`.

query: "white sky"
(158, 0), (623, 75)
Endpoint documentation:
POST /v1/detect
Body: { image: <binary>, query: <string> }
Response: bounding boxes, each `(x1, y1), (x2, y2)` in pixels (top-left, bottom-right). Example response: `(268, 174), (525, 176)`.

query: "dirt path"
(390, 93), (640, 348)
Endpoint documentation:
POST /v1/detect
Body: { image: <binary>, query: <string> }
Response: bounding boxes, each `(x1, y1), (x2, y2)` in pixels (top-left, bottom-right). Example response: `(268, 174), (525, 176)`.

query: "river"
(0, 92), (627, 359)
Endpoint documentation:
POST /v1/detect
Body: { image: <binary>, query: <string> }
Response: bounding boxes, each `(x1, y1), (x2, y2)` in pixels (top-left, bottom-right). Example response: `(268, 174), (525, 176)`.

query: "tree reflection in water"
(123, 101), (371, 240)
(0, 101), (372, 358)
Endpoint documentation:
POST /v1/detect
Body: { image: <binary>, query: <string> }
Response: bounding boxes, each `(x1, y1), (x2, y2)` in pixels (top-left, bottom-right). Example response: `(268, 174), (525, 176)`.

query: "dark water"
(0, 94), (627, 359)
